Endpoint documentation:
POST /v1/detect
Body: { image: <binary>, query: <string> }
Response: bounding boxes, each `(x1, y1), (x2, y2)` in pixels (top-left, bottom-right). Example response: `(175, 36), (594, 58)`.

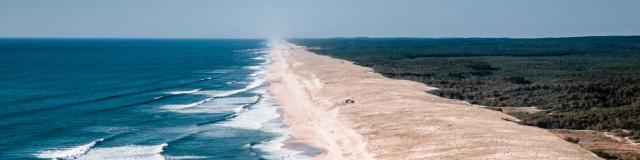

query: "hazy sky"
(1, 0), (639, 38)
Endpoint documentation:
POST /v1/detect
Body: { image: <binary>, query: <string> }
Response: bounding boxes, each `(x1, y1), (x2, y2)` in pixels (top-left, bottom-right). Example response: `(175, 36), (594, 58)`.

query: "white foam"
(167, 89), (201, 95)
(164, 155), (209, 159)
(161, 98), (212, 110)
(244, 65), (262, 70)
(35, 138), (104, 159)
(249, 70), (266, 77)
(34, 139), (169, 160)
(77, 143), (167, 160)
(163, 96), (258, 114)
(234, 48), (264, 53)
(213, 96), (260, 104)
(253, 56), (267, 60)
(199, 78), (265, 98)
(161, 75), (265, 113)
(245, 43), (313, 159)
(160, 45), (311, 159)
(216, 91), (276, 130)
(167, 104), (243, 114)
(253, 125), (313, 160)
(217, 87), (313, 160)
(253, 50), (268, 54)
(199, 69), (234, 74)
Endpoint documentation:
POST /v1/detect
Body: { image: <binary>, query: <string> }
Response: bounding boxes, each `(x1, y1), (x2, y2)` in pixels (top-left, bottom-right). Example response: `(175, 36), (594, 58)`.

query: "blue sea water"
(0, 39), (311, 160)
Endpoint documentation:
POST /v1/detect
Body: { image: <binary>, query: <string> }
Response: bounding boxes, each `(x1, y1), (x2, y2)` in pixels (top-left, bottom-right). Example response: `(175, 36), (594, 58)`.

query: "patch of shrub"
(592, 150), (618, 160)
(564, 136), (580, 144)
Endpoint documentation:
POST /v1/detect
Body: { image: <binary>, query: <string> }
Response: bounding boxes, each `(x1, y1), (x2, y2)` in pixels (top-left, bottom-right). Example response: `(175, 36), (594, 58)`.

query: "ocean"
(0, 39), (312, 159)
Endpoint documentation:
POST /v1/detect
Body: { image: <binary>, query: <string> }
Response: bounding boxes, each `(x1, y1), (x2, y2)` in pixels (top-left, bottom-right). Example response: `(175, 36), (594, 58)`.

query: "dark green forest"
(291, 36), (640, 140)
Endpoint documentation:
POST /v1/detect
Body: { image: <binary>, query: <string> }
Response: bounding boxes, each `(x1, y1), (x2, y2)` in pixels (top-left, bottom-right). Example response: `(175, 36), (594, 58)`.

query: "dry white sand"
(266, 41), (599, 160)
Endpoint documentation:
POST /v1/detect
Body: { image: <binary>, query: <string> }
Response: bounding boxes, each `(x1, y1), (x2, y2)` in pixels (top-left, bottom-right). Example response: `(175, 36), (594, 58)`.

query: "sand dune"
(266, 41), (599, 159)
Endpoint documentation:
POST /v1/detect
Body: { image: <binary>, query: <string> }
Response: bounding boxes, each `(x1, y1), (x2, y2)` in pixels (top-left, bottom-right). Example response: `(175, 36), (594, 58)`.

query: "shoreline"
(266, 41), (599, 159)
(266, 41), (374, 159)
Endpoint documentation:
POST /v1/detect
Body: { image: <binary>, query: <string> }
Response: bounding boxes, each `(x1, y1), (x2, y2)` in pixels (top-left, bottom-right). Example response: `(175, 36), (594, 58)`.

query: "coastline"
(266, 42), (374, 159)
(266, 41), (599, 159)
(26, 41), (299, 160)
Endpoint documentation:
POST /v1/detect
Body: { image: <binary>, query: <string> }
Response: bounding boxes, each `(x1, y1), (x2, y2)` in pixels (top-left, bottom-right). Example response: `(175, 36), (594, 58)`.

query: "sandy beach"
(266, 41), (600, 159)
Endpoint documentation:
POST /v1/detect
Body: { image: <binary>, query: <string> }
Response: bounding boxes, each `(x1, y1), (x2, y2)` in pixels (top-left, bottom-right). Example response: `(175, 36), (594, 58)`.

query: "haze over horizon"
(1, 0), (639, 38)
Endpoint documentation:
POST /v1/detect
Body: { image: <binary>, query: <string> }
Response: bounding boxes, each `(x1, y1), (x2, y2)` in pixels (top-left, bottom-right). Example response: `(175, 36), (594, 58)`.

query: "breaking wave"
(34, 138), (104, 159)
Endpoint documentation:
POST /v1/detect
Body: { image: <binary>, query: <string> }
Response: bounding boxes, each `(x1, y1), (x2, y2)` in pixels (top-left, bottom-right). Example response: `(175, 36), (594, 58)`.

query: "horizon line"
(0, 34), (639, 40)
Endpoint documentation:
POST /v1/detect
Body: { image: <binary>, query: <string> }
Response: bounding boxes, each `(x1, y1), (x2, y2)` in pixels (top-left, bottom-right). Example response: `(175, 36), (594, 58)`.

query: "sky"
(1, 0), (639, 38)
